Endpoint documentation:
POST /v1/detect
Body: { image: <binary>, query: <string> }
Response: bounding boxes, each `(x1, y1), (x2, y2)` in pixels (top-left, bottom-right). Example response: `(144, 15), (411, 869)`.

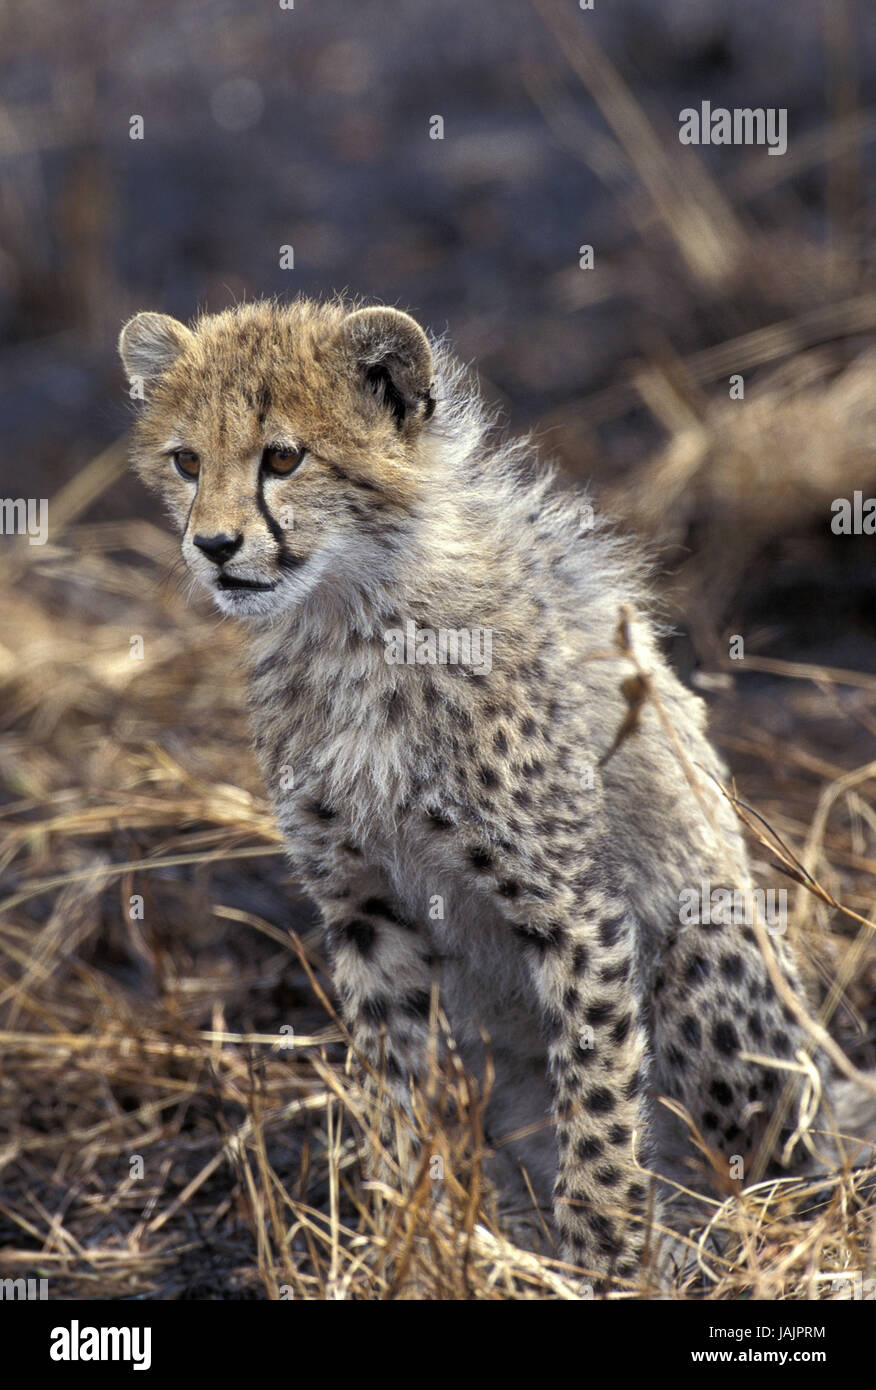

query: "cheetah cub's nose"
(193, 532), (243, 565)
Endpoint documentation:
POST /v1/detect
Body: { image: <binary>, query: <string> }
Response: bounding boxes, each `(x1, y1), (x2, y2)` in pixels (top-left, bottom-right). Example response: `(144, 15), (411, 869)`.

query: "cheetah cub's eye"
(173, 449), (200, 480)
(262, 445), (306, 477)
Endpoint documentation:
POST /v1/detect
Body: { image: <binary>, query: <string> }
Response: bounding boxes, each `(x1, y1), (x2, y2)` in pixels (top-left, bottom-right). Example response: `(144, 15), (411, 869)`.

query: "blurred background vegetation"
(1, 0), (874, 653)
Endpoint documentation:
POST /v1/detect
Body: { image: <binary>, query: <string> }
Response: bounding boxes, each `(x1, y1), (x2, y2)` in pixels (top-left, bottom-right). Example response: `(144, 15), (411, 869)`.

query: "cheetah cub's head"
(119, 299), (436, 618)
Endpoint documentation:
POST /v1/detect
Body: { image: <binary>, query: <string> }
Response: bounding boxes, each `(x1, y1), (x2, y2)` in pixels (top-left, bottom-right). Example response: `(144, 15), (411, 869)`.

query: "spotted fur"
(120, 297), (833, 1281)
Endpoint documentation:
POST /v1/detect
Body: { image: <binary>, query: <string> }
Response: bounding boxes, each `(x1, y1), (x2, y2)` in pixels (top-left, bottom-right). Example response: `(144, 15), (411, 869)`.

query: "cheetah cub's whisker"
(119, 297), (839, 1283)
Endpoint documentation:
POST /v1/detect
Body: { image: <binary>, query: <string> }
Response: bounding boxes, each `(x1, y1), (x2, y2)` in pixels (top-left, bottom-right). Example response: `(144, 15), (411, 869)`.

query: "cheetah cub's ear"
(118, 312), (195, 389)
(340, 306), (436, 431)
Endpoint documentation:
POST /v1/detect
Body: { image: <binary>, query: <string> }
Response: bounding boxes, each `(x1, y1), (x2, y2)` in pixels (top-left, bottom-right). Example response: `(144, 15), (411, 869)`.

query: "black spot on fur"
(585, 1086), (615, 1115)
(572, 943), (590, 975)
(383, 689), (406, 725)
(585, 999), (615, 1025)
(361, 897), (415, 931)
(720, 953), (745, 983)
(681, 1015), (701, 1047)
(402, 991), (431, 1019)
(362, 995), (389, 1026)
(611, 1013), (633, 1045)
(713, 1019), (739, 1055)
(599, 915), (626, 949)
(469, 847), (493, 870)
(600, 958), (630, 985)
(595, 1165), (621, 1187)
(685, 954), (711, 985)
(577, 1135), (603, 1162)
(341, 919), (377, 957)
(587, 1211), (621, 1256)
(625, 1069), (645, 1099)
(515, 921), (566, 955)
(709, 1079), (734, 1107)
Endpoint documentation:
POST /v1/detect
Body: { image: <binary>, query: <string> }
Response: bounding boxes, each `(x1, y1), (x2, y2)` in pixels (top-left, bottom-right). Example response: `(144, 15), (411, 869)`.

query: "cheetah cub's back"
(119, 297), (861, 1283)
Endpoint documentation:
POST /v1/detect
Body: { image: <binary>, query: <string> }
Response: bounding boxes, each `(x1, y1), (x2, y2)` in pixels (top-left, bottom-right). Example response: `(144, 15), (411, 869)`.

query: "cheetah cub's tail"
(823, 1075), (876, 1169)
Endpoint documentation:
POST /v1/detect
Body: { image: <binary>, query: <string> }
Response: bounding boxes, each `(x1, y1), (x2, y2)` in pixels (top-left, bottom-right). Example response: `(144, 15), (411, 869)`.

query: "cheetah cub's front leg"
(513, 897), (652, 1281)
(431, 804), (654, 1280)
(299, 848), (436, 1186)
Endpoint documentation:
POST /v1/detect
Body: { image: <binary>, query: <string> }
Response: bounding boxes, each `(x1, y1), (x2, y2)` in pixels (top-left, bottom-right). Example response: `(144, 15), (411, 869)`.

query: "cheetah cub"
(120, 298), (831, 1281)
